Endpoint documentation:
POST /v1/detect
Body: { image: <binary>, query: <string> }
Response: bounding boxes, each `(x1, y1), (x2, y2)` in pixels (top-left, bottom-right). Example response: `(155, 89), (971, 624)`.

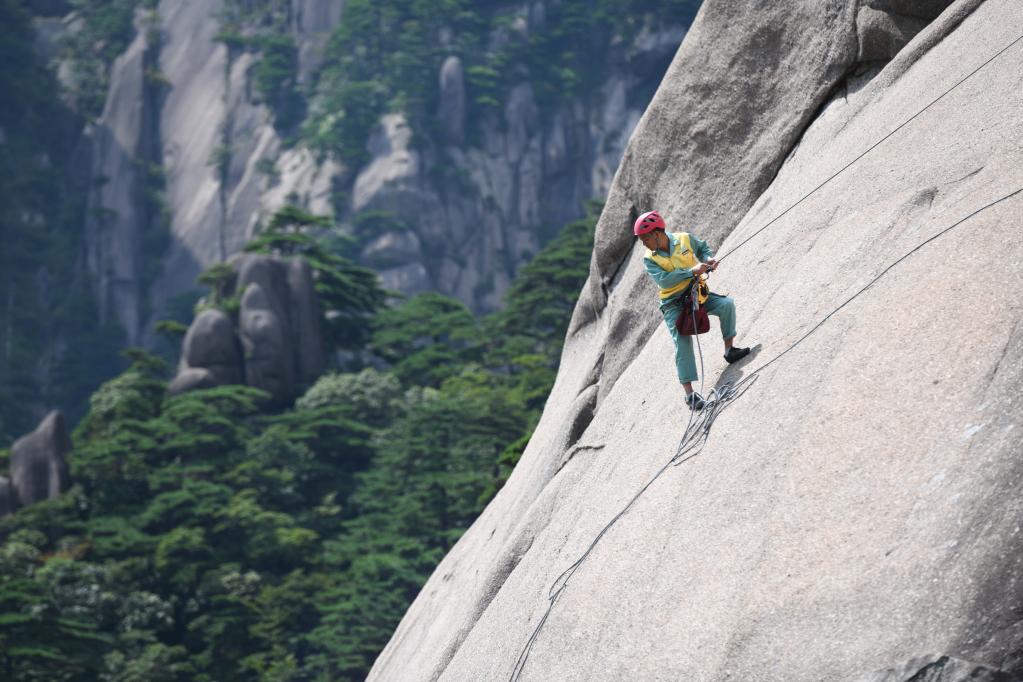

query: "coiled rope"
(508, 29), (1023, 682)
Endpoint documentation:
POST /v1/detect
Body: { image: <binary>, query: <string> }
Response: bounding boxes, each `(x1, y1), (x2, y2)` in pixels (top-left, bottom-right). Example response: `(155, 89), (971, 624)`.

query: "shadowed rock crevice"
(852, 654), (1017, 681)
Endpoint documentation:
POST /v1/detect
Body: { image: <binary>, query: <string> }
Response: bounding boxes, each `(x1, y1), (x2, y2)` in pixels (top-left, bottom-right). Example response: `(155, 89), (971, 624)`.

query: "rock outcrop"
(855, 655), (1015, 682)
(169, 308), (243, 394)
(437, 55), (466, 146)
(169, 253), (325, 407)
(75, 0), (690, 349)
(83, 11), (160, 347)
(355, 17), (684, 311)
(0, 476), (18, 517)
(7, 411), (72, 511)
(369, 0), (1023, 680)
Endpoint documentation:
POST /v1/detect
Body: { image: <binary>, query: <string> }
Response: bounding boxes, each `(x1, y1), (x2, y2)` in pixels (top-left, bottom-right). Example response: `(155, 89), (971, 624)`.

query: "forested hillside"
(0, 200), (598, 680)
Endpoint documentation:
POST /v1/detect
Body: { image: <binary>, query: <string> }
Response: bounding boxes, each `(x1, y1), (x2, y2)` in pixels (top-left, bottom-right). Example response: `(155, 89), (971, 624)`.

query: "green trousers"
(659, 293), (737, 384)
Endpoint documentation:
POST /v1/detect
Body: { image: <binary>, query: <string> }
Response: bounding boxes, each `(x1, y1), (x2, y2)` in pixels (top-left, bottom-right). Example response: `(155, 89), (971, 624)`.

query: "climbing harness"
(674, 277), (711, 336)
(508, 27), (1023, 680)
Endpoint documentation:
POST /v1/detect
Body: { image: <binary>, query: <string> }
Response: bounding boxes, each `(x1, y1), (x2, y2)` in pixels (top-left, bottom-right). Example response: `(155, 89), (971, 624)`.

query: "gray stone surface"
(177, 308), (242, 385)
(0, 476), (18, 517)
(150, 0), (262, 335)
(239, 281), (293, 405)
(10, 411), (71, 508)
(286, 257), (326, 387)
(82, 0), (693, 344)
(167, 366), (219, 396)
(170, 254), (323, 403)
(438, 55), (466, 146)
(852, 654), (1016, 681)
(83, 15), (150, 345)
(292, 0), (344, 87)
(858, 6), (932, 62)
(369, 0), (1023, 680)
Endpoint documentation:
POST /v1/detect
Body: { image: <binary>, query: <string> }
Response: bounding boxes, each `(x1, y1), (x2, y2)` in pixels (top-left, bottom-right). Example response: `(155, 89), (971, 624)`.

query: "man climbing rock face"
(636, 210), (750, 411)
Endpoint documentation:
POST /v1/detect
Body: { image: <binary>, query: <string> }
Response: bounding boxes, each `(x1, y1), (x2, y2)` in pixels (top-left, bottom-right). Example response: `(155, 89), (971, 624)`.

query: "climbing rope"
(509, 185), (1023, 681)
(507, 27), (1023, 680)
(716, 31), (1023, 264)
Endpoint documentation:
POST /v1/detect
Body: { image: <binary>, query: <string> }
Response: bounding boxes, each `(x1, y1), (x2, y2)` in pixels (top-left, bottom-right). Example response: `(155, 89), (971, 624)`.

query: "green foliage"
(486, 199), (601, 364)
(73, 347), (168, 443)
(350, 209), (408, 241)
(305, 0), (488, 164)
(370, 292), (480, 387)
(215, 1), (305, 132)
(305, 80), (385, 167)
(305, 0), (699, 166)
(308, 381), (526, 678)
(59, 0), (152, 120)
(154, 319), (188, 347)
(0, 531), (113, 680)
(101, 633), (196, 682)
(255, 156), (279, 181)
(195, 262), (235, 309)
(252, 35), (304, 131)
(0, 0), (126, 440)
(295, 368), (403, 427)
(2, 0), (643, 677)
(0, 192), (601, 680)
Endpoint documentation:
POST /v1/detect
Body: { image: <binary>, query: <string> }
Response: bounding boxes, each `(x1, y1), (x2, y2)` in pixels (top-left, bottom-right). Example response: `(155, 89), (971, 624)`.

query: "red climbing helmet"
(633, 210), (665, 235)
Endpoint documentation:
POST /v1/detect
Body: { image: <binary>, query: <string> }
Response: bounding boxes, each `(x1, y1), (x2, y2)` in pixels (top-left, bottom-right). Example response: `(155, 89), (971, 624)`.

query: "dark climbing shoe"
(724, 346), (750, 364)
(684, 392), (706, 411)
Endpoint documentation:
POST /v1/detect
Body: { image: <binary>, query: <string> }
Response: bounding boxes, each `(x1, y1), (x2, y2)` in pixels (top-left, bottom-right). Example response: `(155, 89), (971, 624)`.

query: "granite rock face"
(9, 411), (72, 509)
(179, 309), (243, 384)
(854, 655), (1016, 682)
(437, 55), (466, 146)
(83, 13), (155, 346)
(78, 0), (690, 348)
(169, 254), (325, 407)
(0, 476), (18, 517)
(80, 0), (346, 349)
(369, 0), (1023, 680)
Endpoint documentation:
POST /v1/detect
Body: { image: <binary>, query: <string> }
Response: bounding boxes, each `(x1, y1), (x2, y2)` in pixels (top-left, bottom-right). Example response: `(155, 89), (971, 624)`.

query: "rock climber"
(636, 210), (750, 411)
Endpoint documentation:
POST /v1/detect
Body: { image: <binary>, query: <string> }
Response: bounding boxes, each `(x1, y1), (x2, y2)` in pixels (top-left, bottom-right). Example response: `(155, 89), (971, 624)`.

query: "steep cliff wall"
(80, 0), (691, 348)
(369, 0), (1023, 679)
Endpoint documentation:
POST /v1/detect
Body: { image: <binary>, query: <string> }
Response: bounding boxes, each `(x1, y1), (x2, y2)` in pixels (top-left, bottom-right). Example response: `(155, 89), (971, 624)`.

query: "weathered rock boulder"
(438, 55), (466, 146)
(9, 411), (71, 508)
(167, 367), (219, 395)
(0, 476), (18, 516)
(285, 255), (327, 384)
(169, 308), (243, 394)
(239, 282), (293, 403)
(370, 0), (1022, 679)
(169, 253), (325, 407)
